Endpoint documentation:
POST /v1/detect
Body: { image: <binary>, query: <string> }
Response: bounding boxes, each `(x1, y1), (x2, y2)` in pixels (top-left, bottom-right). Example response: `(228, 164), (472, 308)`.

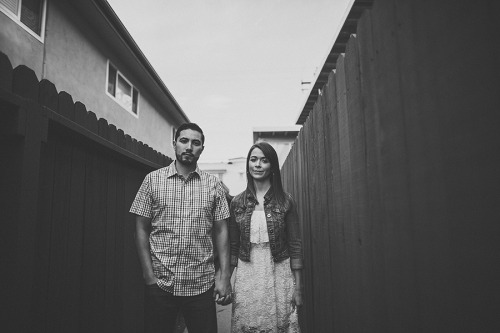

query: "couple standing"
(130, 123), (303, 333)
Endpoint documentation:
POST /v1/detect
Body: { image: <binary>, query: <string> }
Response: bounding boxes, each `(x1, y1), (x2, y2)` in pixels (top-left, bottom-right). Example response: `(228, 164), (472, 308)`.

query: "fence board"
(371, 2), (421, 331)
(98, 118), (109, 140)
(39, 80), (58, 110)
(356, 9), (388, 331)
(336, 54), (355, 332)
(117, 129), (126, 148)
(323, 68), (344, 332)
(74, 101), (88, 125)
(86, 110), (99, 134)
(322, 71), (339, 332)
(81, 151), (109, 331)
(122, 166), (148, 333)
(31, 139), (55, 332)
(108, 124), (118, 145)
(288, 134), (308, 333)
(104, 154), (120, 331)
(296, 122), (314, 333)
(393, 1), (453, 331)
(12, 65), (38, 99)
(113, 162), (127, 332)
(46, 137), (81, 332)
(58, 91), (75, 121)
(0, 104), (25, 332)
(67, 141), (88, 329)
(305, 108), (321, 330)
(304, 104), (317, 325)
(12, 68), (44, 332)
(344, 34), (371, 332)
(311, 98), (335, 332)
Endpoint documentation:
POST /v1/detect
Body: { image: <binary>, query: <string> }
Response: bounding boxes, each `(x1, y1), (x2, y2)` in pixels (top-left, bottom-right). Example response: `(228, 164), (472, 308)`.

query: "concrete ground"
(216, 302), (232, 333)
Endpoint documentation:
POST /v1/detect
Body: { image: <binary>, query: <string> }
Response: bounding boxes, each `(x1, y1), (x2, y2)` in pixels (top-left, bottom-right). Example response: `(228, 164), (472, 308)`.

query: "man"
(130, 123), (232, 333)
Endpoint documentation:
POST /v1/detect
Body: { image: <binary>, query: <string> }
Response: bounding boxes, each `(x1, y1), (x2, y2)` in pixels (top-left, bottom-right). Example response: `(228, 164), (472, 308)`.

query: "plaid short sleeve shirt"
(130, 162), (230, 296)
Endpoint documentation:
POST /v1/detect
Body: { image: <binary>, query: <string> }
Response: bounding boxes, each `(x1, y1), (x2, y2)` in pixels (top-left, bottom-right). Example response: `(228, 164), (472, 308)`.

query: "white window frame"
(0, 0), (47, 42)
(106, 60), (140, 118)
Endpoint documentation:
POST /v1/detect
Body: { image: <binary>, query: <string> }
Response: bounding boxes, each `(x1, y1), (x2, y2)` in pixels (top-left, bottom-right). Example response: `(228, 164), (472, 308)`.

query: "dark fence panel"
(282, 0), (500, 332)
(0, 51), (172, 332)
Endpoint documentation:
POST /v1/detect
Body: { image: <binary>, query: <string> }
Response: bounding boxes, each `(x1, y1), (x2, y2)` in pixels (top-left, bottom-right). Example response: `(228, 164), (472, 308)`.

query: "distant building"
(253, 126), (301, 167)
(199, 157), (247, 196)
(0, 0), (189, 157)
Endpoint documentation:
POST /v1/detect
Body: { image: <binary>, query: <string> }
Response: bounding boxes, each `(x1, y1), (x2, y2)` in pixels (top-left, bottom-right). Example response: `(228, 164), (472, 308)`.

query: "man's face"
(173, 129), (204, 166)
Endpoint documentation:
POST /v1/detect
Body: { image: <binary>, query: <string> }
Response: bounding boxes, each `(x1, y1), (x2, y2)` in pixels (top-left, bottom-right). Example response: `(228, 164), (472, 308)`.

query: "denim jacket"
(229, 188), (303, 270)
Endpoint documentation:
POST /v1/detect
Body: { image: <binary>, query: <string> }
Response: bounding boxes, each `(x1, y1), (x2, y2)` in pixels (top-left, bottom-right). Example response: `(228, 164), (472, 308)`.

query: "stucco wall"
(0, 14), (44, 76)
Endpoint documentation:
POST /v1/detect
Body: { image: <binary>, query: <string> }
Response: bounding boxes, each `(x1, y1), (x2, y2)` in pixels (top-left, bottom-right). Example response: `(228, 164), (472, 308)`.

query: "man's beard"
(176, 152), (198, 166)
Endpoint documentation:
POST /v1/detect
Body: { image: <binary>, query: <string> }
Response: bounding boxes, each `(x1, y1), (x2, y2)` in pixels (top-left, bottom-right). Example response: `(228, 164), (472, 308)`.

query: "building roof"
(75, 0), (190, 124)
(253, 126), (301, 142)
(253, 125), (302, 133)
(295, 0), (373, 125)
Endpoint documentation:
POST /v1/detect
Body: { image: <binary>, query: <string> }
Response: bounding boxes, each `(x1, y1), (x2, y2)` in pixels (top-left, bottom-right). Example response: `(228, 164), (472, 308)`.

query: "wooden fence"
(282, 0), (500, 332)
(0, 51), (171, 332)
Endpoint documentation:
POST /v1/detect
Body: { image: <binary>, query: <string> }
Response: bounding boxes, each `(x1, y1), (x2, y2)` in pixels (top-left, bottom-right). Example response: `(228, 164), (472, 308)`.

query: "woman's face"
(248, 147), (272, 181)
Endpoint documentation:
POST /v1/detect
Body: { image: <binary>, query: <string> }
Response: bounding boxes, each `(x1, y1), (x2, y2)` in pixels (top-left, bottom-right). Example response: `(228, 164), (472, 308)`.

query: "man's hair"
(174, 123), (205, 144)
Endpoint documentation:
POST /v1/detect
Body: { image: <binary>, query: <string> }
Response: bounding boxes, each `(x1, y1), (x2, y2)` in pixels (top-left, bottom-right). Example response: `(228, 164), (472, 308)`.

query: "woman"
(229, 142), (303, 333)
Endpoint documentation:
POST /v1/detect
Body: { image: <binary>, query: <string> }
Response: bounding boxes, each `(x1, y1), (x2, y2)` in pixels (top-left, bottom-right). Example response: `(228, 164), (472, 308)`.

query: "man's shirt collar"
(166, 161), (201, 179)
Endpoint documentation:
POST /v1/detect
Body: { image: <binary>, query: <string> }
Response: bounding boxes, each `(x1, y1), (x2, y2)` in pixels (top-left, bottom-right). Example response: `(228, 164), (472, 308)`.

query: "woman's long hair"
(245, 141), (286, 205)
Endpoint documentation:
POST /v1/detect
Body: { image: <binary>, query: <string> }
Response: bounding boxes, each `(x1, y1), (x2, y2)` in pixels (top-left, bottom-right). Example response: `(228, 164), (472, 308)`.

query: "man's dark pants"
(144, 284), (217, 333)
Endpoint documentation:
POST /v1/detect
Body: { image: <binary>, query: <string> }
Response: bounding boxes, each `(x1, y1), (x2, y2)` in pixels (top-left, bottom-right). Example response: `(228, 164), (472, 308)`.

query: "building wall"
(0, 13), (44, 74)
(0, 0), (179, 157)
(199, 158), (247, 196)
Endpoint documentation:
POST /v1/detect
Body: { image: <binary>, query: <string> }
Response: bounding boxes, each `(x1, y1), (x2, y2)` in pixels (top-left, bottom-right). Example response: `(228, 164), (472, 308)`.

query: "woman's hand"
(214, 269), (233, 305)
(291, 285), (303, 310)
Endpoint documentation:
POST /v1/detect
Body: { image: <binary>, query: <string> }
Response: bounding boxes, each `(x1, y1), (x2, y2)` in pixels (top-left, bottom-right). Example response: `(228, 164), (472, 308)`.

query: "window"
(106, 61), (140, 116)
(0, 0), (46, 39)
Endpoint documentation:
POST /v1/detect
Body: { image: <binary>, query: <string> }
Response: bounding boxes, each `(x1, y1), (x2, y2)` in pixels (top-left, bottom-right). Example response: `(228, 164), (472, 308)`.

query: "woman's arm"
(292, 269), (303, 308)
(286, 194), (303, 270)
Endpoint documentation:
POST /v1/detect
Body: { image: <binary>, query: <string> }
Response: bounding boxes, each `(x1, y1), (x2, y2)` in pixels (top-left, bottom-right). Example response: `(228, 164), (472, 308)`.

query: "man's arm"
(135, 215), (158, 285)
(213, 218), (232, 304)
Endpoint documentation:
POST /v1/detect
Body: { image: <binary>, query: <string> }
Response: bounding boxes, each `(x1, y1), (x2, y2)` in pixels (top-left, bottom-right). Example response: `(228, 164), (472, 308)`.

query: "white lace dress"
(231, 211), (300, 333)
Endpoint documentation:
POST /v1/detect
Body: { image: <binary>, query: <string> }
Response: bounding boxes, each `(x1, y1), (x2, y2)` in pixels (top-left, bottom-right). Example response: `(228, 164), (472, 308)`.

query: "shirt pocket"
(271, 207), (286, 228)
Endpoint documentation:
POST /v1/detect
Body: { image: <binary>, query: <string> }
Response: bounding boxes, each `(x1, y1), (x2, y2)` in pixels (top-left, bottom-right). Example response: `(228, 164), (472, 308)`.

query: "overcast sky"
(106, 0), (352, 161)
